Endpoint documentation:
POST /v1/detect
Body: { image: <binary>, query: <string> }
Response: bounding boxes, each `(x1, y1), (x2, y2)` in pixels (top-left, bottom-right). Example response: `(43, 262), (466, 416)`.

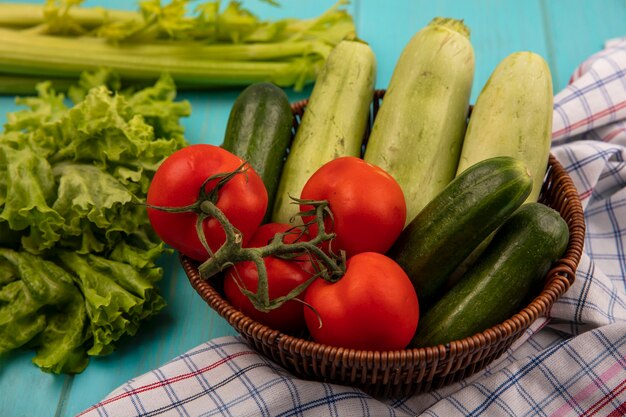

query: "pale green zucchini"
(363, 17), (474, 224)
(271, 40), (376, 223)
(456, 51), (554, 203)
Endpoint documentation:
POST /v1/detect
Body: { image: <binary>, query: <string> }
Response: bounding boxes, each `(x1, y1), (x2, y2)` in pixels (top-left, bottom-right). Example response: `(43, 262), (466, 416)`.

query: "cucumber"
(271, 40), (376, 224)
(387, 156), (532, 311)
(222, 82), (294, 222)
(364, 17), (474, 224)
(456, 52), (554, 203)
(411, 202), (569, 348)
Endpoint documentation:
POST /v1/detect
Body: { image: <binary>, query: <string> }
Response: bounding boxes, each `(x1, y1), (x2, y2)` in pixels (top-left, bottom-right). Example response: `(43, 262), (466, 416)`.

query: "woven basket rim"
(182, 90), (586, 387)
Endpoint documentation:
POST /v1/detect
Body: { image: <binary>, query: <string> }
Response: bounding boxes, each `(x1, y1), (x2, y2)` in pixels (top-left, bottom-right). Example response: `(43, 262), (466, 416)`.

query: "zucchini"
(456, 52), (554, 203)
(222, 82), (294, 222)
(411, 202), (569, 348)
(364, 17), (474, 224)
(271, 40), (376, 224)
(387, 156), (532, 311)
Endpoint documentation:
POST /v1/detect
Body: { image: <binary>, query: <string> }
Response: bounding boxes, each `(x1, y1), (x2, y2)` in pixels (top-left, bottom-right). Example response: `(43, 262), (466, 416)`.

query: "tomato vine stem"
(147, 165), (345, 312)
(197, 197), (345, 312)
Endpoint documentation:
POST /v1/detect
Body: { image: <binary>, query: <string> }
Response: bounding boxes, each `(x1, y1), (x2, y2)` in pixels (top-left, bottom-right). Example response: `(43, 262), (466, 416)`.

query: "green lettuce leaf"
(67, 70), (122, 104)
(4, 82), (68, 137)
(48, 73), (188, 195)
(110, 238), (170, 271)
(32, 297), (89, 374)
(51, 162), (139, 253)
(58, 251), (166, 356)
(0, 71), (188, 373)
(0, 249), (89, 373)
(0, 145), (65, 253)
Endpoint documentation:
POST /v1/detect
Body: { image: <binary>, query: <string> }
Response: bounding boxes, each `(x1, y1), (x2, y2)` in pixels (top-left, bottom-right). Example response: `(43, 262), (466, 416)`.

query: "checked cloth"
(79, 37), (626, 417)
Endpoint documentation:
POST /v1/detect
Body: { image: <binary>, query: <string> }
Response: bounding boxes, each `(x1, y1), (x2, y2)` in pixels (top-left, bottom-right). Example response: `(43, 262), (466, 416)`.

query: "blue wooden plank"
(541, 0), (626, 90)
(358, 0), (549, 100)
(0, 97), (19, 126)
(0, 350), (69, 417)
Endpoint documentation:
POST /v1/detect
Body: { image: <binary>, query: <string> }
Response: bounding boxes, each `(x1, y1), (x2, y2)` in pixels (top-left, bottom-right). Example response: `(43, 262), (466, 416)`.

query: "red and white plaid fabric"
(79, 37), (626, 417)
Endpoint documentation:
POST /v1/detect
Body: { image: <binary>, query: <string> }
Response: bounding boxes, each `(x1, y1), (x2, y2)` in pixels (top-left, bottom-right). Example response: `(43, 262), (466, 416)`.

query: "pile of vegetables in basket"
(145, 17), (569, 351)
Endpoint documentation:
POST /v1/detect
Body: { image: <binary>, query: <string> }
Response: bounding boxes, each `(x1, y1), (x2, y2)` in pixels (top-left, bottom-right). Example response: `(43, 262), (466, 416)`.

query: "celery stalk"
(0, 28), (321, 89)
(0, 28), (332, 61)
(0, 1), (356, 93)
(0, 74), (75, 95)
(0, 3), (137, 29)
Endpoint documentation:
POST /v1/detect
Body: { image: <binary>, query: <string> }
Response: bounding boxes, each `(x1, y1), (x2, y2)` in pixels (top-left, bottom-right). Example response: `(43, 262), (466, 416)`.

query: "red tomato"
(224, 223), (314, 334)
(300, 156), (406, 258)
(147, 144), (267, 262)
(303, 252), (419, 350)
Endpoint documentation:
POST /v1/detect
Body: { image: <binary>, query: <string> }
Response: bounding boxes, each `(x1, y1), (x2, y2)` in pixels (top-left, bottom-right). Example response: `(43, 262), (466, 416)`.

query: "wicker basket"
(182, 90), (586, 397)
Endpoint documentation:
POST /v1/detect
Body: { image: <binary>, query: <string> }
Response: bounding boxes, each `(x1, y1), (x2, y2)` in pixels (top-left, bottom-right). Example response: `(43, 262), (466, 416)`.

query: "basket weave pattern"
(182, 90), (586, 397)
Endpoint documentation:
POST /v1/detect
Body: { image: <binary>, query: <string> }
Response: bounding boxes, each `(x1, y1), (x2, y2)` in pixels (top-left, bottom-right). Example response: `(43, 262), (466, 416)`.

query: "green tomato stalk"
(147, 165), (346, 313)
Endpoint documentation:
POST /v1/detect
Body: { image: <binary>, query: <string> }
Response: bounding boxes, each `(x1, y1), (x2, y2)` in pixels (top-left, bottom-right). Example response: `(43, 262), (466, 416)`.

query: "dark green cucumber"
(387, 156), (532, 311)
(222, 82), (294, 222)
(411, 202), (569, 347)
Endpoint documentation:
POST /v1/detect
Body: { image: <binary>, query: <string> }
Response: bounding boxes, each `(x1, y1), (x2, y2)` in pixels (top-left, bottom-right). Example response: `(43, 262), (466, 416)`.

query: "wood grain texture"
(541, 0), (626, 89)
(0, 1), (624, 416)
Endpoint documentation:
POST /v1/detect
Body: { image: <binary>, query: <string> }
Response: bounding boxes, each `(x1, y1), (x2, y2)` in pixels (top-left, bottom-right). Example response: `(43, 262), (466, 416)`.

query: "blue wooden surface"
(1, 1), (625, 415)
